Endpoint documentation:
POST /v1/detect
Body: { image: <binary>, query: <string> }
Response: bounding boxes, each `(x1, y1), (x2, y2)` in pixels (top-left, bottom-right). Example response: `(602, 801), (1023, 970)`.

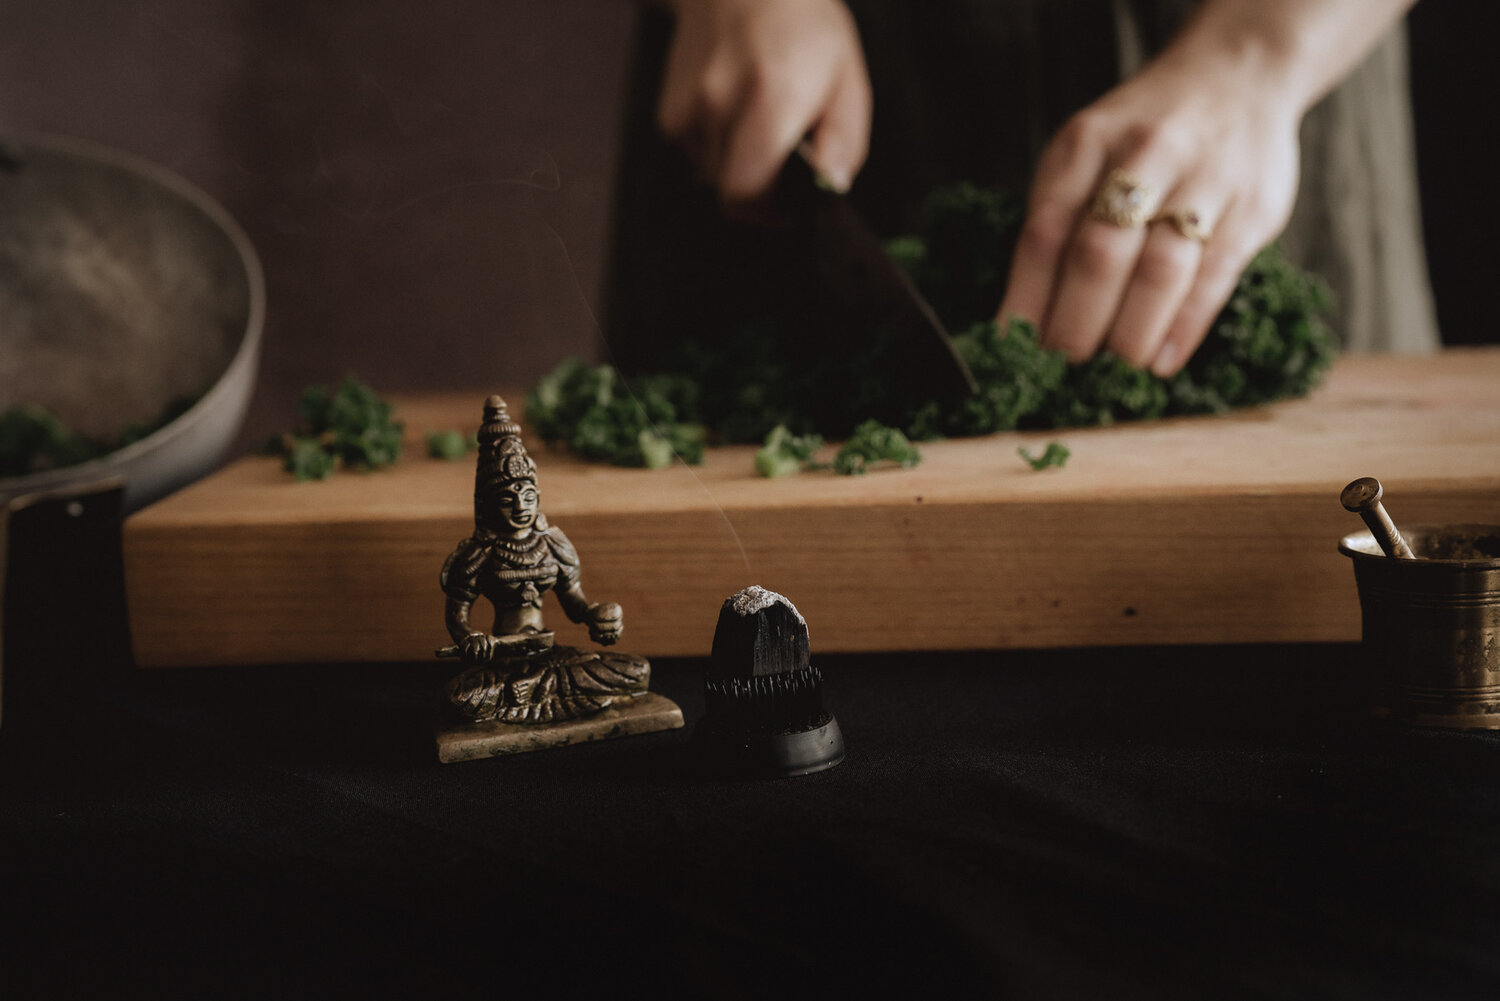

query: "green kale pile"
(265, 376), (404, 481)
(526, 360), (704, 469)
(527, 182), (1336, 470)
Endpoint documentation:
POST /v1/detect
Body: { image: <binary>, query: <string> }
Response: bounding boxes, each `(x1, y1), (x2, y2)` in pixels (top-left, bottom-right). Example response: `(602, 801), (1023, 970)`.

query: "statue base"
(435, 691), (684, 764)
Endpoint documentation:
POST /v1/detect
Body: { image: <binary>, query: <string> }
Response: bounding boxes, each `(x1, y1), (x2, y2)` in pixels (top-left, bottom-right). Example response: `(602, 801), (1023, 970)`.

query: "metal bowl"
(1, 134), (263, 725)
(1, 134), (264, 512)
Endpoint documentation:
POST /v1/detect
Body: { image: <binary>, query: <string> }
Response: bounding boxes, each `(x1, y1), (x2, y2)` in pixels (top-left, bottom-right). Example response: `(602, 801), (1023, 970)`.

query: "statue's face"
(490, 478), (539, 534)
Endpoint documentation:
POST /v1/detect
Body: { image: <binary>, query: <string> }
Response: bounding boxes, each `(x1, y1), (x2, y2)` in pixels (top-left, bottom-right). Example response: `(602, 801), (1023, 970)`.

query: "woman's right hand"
(657, 0), (872, 212)
(996, 48), (1303, 377)
(996, 0), (1418, 376)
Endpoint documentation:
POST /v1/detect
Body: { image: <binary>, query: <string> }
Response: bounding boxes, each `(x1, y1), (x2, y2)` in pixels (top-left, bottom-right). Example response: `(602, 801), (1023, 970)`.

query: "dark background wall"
(0, 0), (637, 444)
(0, 1), (1489, 449)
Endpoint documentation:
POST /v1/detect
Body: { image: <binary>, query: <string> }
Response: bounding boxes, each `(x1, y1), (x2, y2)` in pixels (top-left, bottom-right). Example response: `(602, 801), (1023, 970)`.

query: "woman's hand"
(657, 0), (872, 210)
(997, 47), (1302, 377)
(997, 0), (1416, 376)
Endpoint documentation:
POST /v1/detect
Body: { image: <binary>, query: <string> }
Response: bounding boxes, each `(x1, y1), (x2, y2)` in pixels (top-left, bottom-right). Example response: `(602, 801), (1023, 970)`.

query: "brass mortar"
(1340, 525), (1500, 728)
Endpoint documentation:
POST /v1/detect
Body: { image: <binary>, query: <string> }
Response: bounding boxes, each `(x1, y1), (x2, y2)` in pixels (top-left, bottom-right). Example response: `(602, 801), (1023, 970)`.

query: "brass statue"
(436, 395), (651, 726)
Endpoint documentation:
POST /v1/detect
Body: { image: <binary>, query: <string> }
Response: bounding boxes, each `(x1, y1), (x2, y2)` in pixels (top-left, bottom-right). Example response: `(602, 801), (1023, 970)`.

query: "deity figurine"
(436, 395), (652, 726)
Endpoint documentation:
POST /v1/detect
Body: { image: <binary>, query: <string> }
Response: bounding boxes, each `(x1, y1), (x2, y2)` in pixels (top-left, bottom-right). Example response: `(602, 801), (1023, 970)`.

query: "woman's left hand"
(997, 30), (1303, 377)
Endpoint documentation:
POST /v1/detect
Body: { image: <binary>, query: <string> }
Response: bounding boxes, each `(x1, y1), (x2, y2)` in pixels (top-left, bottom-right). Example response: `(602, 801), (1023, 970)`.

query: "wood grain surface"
(123, 347), (1500, 667)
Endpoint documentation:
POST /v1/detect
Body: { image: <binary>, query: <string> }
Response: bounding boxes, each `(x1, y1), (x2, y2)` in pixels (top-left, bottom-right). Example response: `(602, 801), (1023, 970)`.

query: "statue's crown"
(475, 395), (536, 499)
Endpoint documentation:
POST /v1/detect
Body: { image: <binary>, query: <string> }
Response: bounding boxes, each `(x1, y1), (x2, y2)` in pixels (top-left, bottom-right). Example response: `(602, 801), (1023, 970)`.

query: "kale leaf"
(425, 429), (476, 461)
(754, 424), (825, 478)
(1019, 442), (1071, 471)
(831, 420), (921, 475)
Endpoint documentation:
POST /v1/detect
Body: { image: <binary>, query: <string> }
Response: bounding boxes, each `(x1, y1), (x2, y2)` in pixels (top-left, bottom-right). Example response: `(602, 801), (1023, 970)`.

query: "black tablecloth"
(5, 637), (1500, 1000)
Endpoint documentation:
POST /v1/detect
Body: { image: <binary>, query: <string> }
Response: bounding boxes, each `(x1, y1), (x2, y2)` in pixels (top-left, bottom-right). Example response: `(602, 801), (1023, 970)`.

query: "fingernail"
(1150, 341), (1180, 377)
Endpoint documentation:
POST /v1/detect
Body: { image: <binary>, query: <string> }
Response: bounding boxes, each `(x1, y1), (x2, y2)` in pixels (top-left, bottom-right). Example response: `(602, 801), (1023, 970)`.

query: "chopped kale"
(525, 181), (1335, 469)
(636, 423), (705, 470)
(525, 362), (705, 468)
(831, 420), (921, 476)
(265, 376), (404, 481)
(1046, 350), (1169, 427)
(906, 317), (1068, 439)
(1164, 246), (1336, 414)
(1019, 442), (1071, 471)
(754, 425), (825, 478)
(281, 434), (339, 481)
(425, 429), (476, 461)
(669, 321), (815, 444)
(525, 357), (620, 445)
(893, 183), (1334, 433)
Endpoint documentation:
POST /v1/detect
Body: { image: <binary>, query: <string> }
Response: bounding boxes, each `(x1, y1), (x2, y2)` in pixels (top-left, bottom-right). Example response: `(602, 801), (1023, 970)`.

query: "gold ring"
(1089, 169), (1157, 228)
(1154, 208), (1212, 243)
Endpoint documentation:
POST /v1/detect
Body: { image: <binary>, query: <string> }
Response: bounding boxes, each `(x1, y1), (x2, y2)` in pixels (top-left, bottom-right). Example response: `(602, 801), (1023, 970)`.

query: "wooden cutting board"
(123, 347), (1500, 668)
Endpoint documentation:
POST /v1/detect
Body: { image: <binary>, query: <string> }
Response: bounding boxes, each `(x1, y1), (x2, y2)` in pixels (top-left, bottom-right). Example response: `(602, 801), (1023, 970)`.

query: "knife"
(779, 144), (979, 405)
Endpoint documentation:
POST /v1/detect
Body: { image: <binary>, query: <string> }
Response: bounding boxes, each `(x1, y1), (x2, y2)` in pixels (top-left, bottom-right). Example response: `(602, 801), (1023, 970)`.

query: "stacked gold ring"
(1154, 208), (1212, 243)
(1090, 168), (1213, 243)
(1089, 169), (1157, 228)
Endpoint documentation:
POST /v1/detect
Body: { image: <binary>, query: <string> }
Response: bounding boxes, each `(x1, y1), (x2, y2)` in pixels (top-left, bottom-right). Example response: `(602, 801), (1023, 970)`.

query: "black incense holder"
(697, 585), (844, 777)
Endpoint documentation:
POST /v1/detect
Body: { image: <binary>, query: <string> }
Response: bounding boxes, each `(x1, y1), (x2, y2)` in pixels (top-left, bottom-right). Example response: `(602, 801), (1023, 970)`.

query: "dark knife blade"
(780, 147), (978, 405)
